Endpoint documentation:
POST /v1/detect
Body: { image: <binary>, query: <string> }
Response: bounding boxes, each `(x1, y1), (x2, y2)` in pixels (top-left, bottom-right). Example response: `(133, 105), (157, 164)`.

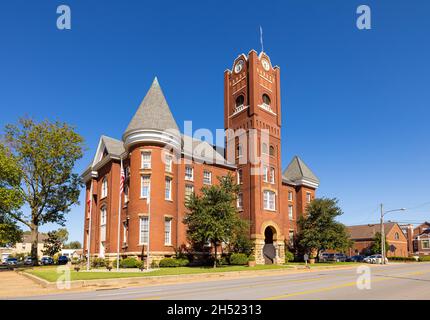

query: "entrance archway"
(263, 226), (277, 264)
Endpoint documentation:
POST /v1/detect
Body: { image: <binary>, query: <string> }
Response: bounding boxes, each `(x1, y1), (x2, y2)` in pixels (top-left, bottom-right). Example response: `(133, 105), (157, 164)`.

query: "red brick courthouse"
(82, 50), (319, 265)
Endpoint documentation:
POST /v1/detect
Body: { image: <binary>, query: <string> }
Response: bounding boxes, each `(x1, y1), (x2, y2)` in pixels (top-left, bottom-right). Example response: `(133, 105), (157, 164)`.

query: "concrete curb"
(19, 264), (369, 290)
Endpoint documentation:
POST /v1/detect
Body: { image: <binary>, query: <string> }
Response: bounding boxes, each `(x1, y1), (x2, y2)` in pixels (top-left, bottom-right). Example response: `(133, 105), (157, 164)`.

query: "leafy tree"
(0, 118), (84, 263)
(297, 198), (352, 260)
(370, 232), (389, 255)
(228, 219), (253, 256)
(0, 144), (24, 247)
(184, 173), (242, 268)
(64, 241), (82, 249)
(55, 228), (69, 244)
(42, 230), (64, 257)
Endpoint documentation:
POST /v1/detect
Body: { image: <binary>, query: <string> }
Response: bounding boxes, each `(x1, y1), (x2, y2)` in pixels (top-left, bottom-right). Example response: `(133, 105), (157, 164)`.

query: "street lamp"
(380, 204), (406, 264)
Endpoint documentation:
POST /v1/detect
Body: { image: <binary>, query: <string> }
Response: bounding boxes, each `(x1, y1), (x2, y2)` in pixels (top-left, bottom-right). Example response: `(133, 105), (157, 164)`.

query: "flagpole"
(86, 180), (94, 271)
(116, 158), (124, 271)
(146, 185), (151, 270)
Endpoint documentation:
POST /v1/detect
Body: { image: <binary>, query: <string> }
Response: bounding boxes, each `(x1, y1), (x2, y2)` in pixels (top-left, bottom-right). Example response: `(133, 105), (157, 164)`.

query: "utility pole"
(380, 203), (385, 265)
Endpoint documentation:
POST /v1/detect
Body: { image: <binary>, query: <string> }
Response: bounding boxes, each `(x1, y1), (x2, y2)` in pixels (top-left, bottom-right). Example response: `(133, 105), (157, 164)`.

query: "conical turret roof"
(283, 156), (319, 185)
(123, 77), (180, 137)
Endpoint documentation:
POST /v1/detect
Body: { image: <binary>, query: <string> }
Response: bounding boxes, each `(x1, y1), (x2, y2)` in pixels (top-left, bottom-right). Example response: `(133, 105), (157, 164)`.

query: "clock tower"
(224, 50), (286, 264)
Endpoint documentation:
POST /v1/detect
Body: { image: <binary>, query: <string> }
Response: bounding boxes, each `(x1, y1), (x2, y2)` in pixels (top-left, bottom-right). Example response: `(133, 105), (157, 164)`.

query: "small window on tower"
(269, 145), (275, 156)
(235, 95), (244, 107)
(262, 94), (271, 106)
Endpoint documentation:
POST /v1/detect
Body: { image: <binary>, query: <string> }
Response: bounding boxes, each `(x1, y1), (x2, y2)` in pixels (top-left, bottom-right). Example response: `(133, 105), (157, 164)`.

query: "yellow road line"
(261, 269), (430, 300)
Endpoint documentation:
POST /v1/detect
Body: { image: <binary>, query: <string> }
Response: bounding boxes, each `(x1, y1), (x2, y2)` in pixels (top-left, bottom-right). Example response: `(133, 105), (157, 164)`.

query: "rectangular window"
(289, 230), (294, 245)
(237, 193), (243, 209)
(164, 218), (172, 245)
(165, 154), (172, 173)
(306, 192), (312, 203)
(101, 177), (108, 198)
(139, 216), (149, 245)
(422, 240), (430, 249)
(237, 144), (243, 157)
(100, 207), (107, 242)
(270, 167), (275, 184)
(263, 190), (276, 211)
(203, 170), (212, 185)
(288, 191), (293, 202)
(185, 184), (194, 199)
(123, 222), (127, 244)
(141, 151), (151, 169)
(263, 166), (269, 182)
(124, 184), (129, 203)
(141, 175), (150, 198)
(165, 177), (172, 200)
(288, 205), (293, 220)
(237, 169), (243, 184)
(185, 166), (193, 181)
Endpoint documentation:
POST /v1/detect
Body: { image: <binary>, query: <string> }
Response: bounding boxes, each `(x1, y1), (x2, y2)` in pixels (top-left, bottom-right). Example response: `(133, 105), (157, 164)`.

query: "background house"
(12, 232), (48, 258)
(412, 222), (430, 256)
(347, 222), (408, 257)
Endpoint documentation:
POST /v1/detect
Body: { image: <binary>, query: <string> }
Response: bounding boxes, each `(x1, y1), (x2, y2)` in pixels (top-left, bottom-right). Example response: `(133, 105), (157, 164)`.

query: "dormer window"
(101, 176), (108, 198)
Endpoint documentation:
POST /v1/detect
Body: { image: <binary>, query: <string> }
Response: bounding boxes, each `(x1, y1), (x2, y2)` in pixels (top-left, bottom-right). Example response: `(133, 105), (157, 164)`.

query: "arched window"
(395, 232), (399, 240)
(100, 206), (107, 241)
(237, 143), (243, 157)
(262, 143), (268, 155)
(235, 95), (244, 107)
(262, 94), (271, 106)
(269, 145), (275, 156)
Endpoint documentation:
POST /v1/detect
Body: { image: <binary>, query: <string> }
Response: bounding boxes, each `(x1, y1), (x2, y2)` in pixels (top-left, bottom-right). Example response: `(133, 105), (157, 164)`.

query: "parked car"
(24, 256), (37, 266)
(347, 255), (365, 262)
(40, 256), (54, 265)
(6, 258), (18, 266)
(57, 255), (69, 265)
(321, 253), (347, 262)
(365, 254), (388, 264)
(319, 253), (330, 262)
(334, 253), (347, 262)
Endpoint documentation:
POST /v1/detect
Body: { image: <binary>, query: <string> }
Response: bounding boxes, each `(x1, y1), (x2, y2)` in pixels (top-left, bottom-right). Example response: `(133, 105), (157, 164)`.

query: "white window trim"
(288, 205), (293, 220)
(164, 218), (172, 246)
(263, 190), (276, 211)
(101, 177), (108, 199)
(263, 166), (269, 183)
(141, 151), (152, 169)
(139, 216), (149, 245)
(270, 167), (275, 184)
(165, 177), (172, 201)
(165, 154), (172, 173)
(141, 175), (150, 199)
(203, 170), (212, 185)
(185, 166), (194, 181)
(288, 191), (293, 202)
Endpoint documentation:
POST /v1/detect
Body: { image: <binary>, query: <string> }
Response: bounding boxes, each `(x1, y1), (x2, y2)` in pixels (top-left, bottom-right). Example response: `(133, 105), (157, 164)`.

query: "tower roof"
(123, 77), (179, 137)
(282, 156), (319, 186)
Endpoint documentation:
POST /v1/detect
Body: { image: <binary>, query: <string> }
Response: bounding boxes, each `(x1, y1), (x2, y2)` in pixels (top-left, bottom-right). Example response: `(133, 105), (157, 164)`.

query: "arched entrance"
(263, 226), (277, 264)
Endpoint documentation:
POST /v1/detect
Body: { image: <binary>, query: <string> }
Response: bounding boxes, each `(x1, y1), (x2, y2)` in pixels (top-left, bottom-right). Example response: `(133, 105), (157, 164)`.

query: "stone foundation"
(254, 239), (285, 265)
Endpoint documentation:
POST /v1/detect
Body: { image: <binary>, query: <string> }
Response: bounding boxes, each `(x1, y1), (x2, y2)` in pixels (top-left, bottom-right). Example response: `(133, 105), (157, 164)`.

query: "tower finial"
(259, 25), (264, 53)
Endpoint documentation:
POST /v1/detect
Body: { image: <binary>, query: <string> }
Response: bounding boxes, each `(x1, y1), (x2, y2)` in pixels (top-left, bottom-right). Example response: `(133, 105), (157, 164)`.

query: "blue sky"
(1, 1), (429, 242)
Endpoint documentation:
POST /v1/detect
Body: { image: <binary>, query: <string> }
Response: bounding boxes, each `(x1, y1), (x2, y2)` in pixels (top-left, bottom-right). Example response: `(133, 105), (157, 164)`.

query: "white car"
(366, 254), (388, 264)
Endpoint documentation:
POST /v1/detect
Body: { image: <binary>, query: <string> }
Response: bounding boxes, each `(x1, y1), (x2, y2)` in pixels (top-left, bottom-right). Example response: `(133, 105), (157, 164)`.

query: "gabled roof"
(282, 156), (319, 186)
(123, 77), (179, 137)
(347, 223), (398, 240)
(101, 135), (125, 157)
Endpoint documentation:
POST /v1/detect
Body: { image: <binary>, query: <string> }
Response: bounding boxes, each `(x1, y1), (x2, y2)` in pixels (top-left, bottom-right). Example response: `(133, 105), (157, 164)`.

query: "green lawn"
(25, 264), (292, 282)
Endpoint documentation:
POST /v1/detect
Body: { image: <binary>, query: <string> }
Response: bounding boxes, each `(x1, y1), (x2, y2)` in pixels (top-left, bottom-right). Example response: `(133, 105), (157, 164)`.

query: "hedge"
(230, 253), (248, 265)
(419, 255), (430, 262)
(159, 258), (189, 268)
(284, 251), (294, 263)
(388, 256), (416, 261)
(91, 257), (106, 268)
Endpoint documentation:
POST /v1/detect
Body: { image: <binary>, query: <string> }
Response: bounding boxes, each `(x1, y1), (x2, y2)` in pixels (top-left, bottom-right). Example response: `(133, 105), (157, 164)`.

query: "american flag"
(119, 159), (125, 194)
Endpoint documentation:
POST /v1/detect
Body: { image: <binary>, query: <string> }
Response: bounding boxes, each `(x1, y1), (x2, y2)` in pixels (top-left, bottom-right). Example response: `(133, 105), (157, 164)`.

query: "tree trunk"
(30, 223), (39, 266)
(213, 242), (217, 268)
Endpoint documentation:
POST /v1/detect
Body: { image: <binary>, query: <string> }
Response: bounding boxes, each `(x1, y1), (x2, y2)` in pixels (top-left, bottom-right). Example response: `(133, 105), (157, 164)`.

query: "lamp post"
(380, 204), (406, 264)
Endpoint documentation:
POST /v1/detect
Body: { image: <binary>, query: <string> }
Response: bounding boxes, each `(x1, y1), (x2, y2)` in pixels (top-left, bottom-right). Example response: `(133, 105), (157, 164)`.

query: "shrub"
(218, 256), (229, 266)
(248, 254), (255, 262)
(136, 260), (144, 269)
(150, 260), (159, 268)
(158, 258), (189, 267)
(120, 257), (139, 268)
(284, 250), (294, 263)
(71, 257), (80, 265)
(91, 257), (106, 268)
(230, 253), (248, 265)
(418, 255), (430, 262)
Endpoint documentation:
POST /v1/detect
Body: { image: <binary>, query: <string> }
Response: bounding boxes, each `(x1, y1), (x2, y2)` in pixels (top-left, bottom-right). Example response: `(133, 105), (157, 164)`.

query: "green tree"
(297, 198), (352, 260)
(0, 118), (84, 264)
(0, 144), (24, 247)
(55, 228), (69, 244)
(64, 241), (82, 249)
(370, 232), (389, 255)
(184, 173), (242, 268)
(42, 230), (63, 257)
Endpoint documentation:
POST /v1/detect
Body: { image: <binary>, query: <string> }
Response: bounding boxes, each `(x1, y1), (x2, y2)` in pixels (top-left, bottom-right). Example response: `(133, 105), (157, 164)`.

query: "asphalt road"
(14, 262), (430, 300)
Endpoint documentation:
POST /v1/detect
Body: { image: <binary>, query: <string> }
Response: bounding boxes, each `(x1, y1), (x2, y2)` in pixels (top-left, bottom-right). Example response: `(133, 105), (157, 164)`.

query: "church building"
(82, 49), (319, 265)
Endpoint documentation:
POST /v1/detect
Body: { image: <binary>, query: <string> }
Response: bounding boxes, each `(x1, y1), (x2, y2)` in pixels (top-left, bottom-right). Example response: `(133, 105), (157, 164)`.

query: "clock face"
(261, 59), (270, 71)
(234, 60), (244, 73)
